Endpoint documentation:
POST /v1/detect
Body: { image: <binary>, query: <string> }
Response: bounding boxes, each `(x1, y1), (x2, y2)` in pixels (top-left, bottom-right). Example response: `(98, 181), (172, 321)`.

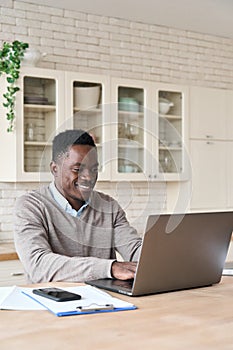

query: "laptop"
(86, 211), (233, 296)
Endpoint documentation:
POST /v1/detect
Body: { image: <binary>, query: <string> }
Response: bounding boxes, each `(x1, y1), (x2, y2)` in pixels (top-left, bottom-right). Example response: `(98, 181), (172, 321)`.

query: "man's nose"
(80, 168), (92, 180)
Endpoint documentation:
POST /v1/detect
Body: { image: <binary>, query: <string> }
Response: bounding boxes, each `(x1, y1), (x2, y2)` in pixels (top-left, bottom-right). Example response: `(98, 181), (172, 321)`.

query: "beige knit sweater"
(14, 185), (142, 283)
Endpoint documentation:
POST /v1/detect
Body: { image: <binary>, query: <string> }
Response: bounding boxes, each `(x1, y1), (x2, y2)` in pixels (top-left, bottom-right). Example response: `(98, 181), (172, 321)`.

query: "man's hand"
(111, 261), (137, 280)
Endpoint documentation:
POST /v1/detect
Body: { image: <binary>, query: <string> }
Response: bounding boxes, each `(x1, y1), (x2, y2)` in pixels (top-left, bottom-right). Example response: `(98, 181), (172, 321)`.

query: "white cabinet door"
(227, 141), (233, 208)
(0, 260), (26, 287)
(190, 86), (227, 140)
(190, 140), (227, 209)
(226, 90), (233, 140)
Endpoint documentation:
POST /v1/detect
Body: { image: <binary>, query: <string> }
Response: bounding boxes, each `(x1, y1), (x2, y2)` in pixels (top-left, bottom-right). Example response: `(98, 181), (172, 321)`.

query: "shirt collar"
(49, 182), (89, 217)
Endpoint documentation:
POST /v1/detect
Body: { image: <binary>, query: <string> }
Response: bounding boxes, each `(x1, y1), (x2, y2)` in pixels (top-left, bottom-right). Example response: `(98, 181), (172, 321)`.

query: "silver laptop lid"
(132, 211), (233, 296)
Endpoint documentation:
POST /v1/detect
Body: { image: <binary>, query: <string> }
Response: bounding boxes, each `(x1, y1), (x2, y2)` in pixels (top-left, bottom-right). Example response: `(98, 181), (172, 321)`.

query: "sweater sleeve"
(112, 201), (142, 262)
(14, 194), (115, 283)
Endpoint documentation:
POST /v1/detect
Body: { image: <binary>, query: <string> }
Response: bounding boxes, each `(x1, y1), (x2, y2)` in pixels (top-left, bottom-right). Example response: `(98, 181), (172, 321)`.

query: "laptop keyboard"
(111, 278), (134, 289)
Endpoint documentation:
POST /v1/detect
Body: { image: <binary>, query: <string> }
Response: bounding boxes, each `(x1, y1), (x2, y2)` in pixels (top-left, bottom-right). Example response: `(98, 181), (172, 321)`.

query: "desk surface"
(1, 277), (233, 350)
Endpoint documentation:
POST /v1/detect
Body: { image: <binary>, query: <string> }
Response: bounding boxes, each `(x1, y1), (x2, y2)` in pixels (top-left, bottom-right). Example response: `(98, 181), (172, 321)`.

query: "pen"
(11, 272), (24, 276)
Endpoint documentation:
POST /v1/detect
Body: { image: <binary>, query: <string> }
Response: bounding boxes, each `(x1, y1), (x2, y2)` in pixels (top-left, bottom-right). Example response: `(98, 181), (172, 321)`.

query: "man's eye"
(91, 167), (98, 173)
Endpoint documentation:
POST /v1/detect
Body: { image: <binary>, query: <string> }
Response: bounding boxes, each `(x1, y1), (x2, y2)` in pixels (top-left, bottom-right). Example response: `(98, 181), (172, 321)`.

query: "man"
(14, 129), (142, 283)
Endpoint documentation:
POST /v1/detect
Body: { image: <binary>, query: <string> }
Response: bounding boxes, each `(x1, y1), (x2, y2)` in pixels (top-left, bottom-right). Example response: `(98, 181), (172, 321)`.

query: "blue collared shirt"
(49, 182), (89, 217)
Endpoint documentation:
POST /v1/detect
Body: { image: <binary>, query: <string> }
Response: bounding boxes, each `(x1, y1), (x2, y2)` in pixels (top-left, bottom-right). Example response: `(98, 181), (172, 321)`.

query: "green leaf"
(12, 71), (19, 79)
(6, 77), (15, 83)
(7, 86), (19, 94)
(3, 93), (10, 98)
(6, 111), (14, 118)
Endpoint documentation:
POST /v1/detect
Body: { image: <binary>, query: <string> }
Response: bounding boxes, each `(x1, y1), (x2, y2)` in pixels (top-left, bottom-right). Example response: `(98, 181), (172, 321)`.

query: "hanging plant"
(0, 40), (29, 132)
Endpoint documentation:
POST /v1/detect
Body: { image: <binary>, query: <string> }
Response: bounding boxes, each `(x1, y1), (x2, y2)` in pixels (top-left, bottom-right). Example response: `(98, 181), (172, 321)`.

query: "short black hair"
(52, 129), (96, 162)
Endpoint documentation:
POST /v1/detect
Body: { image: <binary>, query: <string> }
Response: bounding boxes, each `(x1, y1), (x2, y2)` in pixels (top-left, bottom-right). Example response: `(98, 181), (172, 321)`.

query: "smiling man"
(14, 129), (142, 283)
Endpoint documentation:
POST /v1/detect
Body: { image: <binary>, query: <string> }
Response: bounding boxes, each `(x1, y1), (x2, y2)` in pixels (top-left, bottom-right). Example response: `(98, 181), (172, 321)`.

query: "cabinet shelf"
(118, 110), (144, 118)
(118, 141), (144, 149)
(159, 114), (182, 120)
(24, 104), (56, 112)
(159, 146), (182, 151)
(73, 107), (102, 114)
(24, 141), (52, 147)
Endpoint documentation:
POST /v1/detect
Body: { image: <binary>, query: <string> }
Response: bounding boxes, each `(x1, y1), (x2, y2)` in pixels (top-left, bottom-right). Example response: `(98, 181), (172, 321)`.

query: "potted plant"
(0, 40), (29, 132)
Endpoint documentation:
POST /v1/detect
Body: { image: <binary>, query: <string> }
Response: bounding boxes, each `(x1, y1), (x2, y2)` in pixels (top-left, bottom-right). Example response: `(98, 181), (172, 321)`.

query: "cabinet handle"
(148, 174), (157, 180)
(206, 141), (214, 145)
(206, 135), (213, 138)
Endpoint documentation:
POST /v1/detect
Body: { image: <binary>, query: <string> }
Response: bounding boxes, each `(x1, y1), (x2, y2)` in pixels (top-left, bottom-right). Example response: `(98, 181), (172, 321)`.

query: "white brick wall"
(0, 181), (167, 241)
(0, 0), (233, 241)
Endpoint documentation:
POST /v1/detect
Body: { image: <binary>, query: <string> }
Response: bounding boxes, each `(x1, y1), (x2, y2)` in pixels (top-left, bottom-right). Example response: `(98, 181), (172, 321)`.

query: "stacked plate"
(24, 95), (49, 105)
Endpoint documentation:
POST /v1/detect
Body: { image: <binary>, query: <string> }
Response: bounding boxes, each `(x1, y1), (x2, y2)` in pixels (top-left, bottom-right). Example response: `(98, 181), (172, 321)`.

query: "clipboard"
(21, 285), (137, 316)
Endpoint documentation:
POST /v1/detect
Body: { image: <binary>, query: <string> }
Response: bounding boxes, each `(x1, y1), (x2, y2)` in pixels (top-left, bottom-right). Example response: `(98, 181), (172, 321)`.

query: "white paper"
(0, 286), (45, 310)
(0, 286), (15, 304)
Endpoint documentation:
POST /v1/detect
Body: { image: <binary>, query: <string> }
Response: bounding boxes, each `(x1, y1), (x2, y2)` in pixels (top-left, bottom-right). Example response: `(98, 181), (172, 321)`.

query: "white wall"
(0, 0), (233, 241)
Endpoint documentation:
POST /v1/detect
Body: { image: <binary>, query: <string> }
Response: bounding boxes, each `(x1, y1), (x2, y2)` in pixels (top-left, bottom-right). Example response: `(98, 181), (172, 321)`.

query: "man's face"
(51, 144), (98, 207)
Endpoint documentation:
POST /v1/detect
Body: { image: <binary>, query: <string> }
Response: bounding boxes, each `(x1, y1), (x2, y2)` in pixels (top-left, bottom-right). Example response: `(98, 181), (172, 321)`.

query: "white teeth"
(79, 184), (90, 190)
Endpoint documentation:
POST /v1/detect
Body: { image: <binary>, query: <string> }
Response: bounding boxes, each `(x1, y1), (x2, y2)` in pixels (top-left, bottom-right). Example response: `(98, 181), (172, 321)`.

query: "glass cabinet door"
(154, 85), (189, 181)
(24, 76), (56, 173)
(21, 68), (64, 181)
(111, 79), (151, 181)
(65, 73), (111, 180)
(118, 86), (144, 174)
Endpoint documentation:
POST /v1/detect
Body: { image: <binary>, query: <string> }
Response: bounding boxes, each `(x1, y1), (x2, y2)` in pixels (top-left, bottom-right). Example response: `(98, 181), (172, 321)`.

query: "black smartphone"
(32, 288), (82, 302)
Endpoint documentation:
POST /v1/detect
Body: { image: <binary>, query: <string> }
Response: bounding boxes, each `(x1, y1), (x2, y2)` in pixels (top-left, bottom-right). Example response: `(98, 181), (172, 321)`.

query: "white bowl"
(159, 98), (174, 115)
(74, 85), (100, 109)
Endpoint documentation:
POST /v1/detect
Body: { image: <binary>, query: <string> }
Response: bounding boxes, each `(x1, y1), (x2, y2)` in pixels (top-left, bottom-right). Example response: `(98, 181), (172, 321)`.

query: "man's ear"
(50, 161), (58, 176)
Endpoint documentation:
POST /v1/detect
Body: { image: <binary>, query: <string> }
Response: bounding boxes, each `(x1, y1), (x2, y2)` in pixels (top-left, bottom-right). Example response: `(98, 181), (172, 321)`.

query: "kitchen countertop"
(0, 242), (18, 261)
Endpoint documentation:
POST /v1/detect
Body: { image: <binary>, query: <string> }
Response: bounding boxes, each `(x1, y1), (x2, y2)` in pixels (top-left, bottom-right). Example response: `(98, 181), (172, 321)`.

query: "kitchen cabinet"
(0, 68), (111, 182)
(110, 77), (151, 181)
(226, 91), (233, 207)
(110, 78), (189, 181)
(152, 83), (190, 181)
(190, 86), (227, 140)
(190, 140), (227, 209)
(227, 141), (233, 208)
(0, 67), (65, 182)
(0, 260), (25, 287)
(0, 67), (189, 182)
(65, 72), (111, 181)
(226, 90), (233, 140)
(189, 86), (233, 210)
